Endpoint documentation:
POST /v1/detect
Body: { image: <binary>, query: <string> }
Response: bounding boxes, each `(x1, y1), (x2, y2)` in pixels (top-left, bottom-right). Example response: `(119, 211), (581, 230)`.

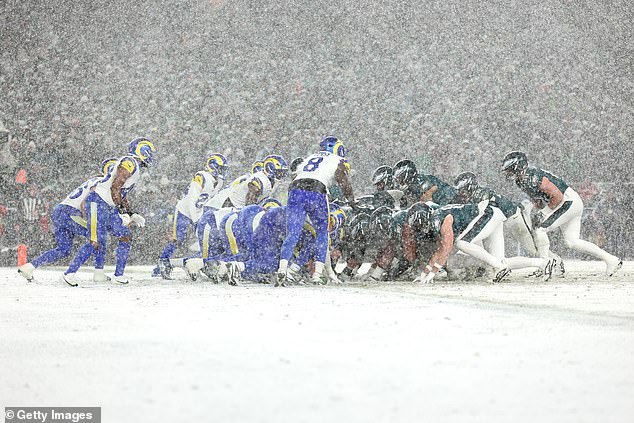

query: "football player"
(393, 159), (456, 207)
(18, 158), (119, 282)
(408, 202), (511, 284)
(60, 137), (156, 286)
(275, 136), (355, 286)
(453, 171), (561, 279)
(502, 151), (622, 276)
(153, 154), (227, 279)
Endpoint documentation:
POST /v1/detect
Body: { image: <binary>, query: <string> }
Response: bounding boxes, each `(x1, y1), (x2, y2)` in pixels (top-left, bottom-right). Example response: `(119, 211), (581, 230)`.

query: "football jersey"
(430, 204), (481, 238)
(175, 171), (222, 222)
(471, 187), (518, 219)
(516, 167), (569, 204)
(226, 171), (272, 208)
(60, 176), (101, 211)
(92, 155), (142, 207)
(294, 152), (345, 188)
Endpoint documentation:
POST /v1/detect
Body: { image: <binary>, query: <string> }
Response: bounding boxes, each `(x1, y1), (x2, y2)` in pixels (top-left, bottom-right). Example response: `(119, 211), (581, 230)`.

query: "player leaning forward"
(61, 138), (156, 286)
(275, 136), (355, 286)
(501, 151), (622, 276)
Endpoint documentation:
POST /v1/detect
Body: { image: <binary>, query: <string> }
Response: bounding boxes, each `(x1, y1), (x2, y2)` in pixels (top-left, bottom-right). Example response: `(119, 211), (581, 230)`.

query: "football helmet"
(372, 165), (394, 191)
(290, 157), (304, 176)
(501, 151), (528, 176)
(347, 212), (370, 241)
(319, 136), (346, 158)
(206, 153), (229, 180)
(407, 202), (433, 234)
(251, 160), (264, 174)
(393, 159), (418, 189)
(263, 154), (289, 179)
(370, 206), (393, 234)
(453, 172), (479, 202)
(328, 203), (347, 232)
(260, 198), (282, 210)
(100, 157), (118, 176)
(128, 137), (157, 167)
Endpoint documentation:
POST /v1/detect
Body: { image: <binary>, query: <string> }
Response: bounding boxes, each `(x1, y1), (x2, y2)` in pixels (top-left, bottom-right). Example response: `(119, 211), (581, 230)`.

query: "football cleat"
(274, 271), (287, 287)
(185, 258), (204, 281)
(311, 273), (324, 285)
(158, 258), (173, 280)
(492, 267), (511, 283)
(93, 268), (111, 282)
(201, 261), (220, 283)
(18, 263), (35, 281)
(542, 259), (557, 281)
(607, 259), (623, 277)
(112, 274), (130, 285)
(61, 273), (80, 287)
(227, 262), (241, 286)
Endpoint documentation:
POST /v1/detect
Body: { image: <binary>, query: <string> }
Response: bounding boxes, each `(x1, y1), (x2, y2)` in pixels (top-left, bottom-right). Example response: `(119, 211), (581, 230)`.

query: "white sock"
(314, 261), (325, 276)
(278, 259), (289, 273)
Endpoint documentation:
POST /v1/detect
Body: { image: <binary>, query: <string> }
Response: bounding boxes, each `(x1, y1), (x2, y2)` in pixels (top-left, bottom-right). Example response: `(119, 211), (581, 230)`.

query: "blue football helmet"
(329, 204), (347, 232)
(100, 157), (119, 176)
(252, 160), (264, 174)
(263, 154), (289, 179)
(206, 153), (229, 180)
(319, 136), (346, 158)
(128, 137), (157, 167)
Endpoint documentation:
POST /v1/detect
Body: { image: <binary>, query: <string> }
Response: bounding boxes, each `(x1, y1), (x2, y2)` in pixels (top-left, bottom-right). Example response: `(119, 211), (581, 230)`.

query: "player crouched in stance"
(153, 153), (228, 279)
(407, 201), (511, 284)
(275, 136), (355, 287)
(453, 171), (562, 280)
(17, 158), (119, 282)
(502, 151), (622, 276)
(60, 137), (156, 286)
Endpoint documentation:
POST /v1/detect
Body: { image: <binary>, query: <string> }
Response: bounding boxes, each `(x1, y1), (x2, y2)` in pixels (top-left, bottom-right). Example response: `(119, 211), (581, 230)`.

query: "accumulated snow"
(1, 261), (633, 422)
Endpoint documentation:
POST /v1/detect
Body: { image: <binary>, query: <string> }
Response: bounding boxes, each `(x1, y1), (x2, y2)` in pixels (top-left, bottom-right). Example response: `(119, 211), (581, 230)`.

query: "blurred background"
(1, 0), (632, 265)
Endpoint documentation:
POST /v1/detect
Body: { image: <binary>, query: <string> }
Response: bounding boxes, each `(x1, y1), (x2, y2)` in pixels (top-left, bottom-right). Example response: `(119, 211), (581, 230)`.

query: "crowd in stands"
(1, 0), (632, 265)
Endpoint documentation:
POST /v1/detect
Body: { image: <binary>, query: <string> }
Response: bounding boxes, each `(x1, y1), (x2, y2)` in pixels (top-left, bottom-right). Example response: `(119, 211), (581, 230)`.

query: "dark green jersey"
(403, 174), (457, 207)
(516, 167), (568, 203)
(430, 204), (481, 238)
(472, 187), (518, 219)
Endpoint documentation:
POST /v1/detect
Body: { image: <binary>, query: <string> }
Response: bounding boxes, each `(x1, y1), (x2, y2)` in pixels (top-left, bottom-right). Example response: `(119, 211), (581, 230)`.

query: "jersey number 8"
(303, 157), (323, 172)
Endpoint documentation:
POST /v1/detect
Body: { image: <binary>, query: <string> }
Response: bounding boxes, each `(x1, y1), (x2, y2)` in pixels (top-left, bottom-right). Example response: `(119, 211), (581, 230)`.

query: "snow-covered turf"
(1, 261), (633, 422)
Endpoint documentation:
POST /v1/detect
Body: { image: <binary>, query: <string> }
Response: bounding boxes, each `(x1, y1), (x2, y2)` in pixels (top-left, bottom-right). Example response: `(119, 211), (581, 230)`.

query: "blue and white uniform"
(279, 152), (346, 271)
(64, 155), (142, 277)
(29, 177), (99, 269)
(159, 171), (222, 261)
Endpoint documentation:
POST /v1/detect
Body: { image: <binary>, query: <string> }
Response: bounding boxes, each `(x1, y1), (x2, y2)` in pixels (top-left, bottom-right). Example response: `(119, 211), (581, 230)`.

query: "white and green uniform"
(515, 166), (619, 269)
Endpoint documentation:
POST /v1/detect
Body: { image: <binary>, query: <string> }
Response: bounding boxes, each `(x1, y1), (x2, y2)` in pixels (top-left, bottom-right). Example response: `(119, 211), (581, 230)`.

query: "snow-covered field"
(1, 261), (633, 423)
